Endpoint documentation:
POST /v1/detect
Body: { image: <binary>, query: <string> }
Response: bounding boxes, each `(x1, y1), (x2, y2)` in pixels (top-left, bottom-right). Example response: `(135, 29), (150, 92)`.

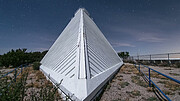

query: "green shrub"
(131, 76), (148, 87)
(0, 49), (48, 68)
(142, 61), (150, 65)
(33, 62), (41, 70)
(158, 62), (169, 67)
(119, 82), (129, 88)
(175, 62), (180, 68)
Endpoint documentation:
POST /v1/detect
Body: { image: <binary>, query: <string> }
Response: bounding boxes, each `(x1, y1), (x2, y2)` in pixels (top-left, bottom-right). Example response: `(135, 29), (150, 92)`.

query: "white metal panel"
(83, 11), (122, 77)
(41, 10), (81, 71)
(40, 8), (123, 101)
(82, 10), (123, 96)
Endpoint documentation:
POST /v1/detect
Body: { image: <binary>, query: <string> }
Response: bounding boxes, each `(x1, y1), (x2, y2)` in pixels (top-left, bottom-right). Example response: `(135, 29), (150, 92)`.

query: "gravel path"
(137, 63), (180, 101)
(100, 63), (180, 101)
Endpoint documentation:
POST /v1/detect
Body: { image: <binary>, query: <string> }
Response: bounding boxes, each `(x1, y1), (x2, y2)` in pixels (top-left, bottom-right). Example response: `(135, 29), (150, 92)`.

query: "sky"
(0, 0), (180, 56)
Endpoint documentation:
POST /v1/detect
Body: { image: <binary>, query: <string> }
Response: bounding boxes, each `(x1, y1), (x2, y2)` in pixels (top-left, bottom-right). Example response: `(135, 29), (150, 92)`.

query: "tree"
(0, 55), (2, 67)
(118, 52), (129, 59)
(0, 49), (48, 68)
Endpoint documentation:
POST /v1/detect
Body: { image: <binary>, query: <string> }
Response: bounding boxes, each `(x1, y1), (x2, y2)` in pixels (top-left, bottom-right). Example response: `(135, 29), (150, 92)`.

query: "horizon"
(0, 0), (180, 56)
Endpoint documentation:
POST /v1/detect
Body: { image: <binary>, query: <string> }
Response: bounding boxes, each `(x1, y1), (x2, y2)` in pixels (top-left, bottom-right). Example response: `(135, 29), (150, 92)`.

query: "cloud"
(138, 35), (166, 43)
(27, 48), (49, 52)
(109, 24), (167, 43)
(111, 42), (135, 47)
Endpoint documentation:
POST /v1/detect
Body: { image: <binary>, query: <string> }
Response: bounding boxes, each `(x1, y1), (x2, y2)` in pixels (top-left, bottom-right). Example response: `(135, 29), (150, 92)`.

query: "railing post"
(139, 64), (140, 72)
(14, 68), (17, 82)
(149, 68), (151, 87)
(150, 55), (151, 64)
(168, 53), (170, 66)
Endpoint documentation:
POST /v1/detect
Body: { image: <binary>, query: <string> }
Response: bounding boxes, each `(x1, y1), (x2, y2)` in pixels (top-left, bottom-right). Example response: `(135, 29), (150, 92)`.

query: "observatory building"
(40, 8), (123, 101)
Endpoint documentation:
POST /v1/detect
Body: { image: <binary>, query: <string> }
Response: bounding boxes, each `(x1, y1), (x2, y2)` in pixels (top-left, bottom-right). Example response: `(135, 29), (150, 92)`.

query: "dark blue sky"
(0, 0), (180, 55)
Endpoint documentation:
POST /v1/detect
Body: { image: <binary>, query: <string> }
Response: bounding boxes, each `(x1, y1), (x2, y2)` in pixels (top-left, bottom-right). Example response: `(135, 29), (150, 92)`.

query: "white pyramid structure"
(40, 8), (123, 101)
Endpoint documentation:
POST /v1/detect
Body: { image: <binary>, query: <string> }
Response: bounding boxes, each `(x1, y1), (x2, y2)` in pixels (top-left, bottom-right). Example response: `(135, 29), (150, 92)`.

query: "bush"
(0, 62), (2, 68)
(0, 49), (48, 68)
(158, 62), (169, 67)
(175, 62), (180, 68)
(142, 61), (150, 65)
(33, 62), (41, 70)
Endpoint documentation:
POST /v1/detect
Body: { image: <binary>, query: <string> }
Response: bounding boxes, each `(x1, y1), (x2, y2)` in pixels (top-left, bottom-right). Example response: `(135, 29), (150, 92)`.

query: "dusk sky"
(0, 0), (180, 56)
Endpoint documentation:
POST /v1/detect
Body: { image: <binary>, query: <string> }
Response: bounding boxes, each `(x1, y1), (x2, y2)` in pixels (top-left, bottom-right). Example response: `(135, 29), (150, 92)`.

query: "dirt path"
(137, 63), (180, 101)
(100, 63), (180, 101)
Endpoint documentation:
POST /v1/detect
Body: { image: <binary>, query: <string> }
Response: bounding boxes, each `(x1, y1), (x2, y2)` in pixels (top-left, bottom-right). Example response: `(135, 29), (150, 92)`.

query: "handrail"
(131, 52), (180, 57)
(0, 69), (15, 79)
(0, 64), (29, 87)
(0, 64), (30, 79)
(141, 64), (180, 84)
(134, 64), (171, 101)
(134, 64), (180, 101)
(0, 65), (21, 79)
(128, 52), (180, 62)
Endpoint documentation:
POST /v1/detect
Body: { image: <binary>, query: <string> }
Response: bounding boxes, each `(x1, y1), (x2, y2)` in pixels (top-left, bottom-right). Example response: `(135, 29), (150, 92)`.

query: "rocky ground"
(100, 63), (180, 101)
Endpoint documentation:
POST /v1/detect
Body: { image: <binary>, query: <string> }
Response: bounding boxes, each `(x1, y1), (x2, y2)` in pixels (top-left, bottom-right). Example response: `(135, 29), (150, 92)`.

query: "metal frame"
(0, 64), (29, 87)
(134, 64), (180, 101)
(130, 52), (180, 61)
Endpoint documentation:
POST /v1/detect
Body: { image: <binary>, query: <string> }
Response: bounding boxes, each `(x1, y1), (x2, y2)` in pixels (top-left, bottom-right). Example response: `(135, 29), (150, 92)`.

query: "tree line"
(0, 49), (129, 68)
(0, 49), (48, 68)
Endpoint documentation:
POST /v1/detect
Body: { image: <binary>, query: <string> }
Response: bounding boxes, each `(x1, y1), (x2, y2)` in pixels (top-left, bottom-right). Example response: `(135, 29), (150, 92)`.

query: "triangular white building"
(40, 8), (123, 101)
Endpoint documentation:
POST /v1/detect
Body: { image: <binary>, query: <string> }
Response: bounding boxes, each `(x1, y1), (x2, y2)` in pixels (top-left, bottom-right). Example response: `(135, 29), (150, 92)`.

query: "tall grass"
(0, 68), (62, 101)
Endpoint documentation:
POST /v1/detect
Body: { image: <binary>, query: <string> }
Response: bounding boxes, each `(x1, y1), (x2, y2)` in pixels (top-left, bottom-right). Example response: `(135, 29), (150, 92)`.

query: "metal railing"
(0, 64), (29, 87)
(134, 64), (180, 101)
(129, 52), (180, 61)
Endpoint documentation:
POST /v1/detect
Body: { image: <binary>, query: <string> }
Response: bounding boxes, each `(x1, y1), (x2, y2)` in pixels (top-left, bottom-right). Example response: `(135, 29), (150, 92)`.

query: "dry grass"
(111, 79), (116, 82)
(146, 87), (153, 92)
(119, 82), (129, 88)
(1, 65), (63, 101)
(117, 77), (123, 81)
(158, 80), (180, 91)
(164, 81), (180, 91)
(157, 80), (166, 84)
(149, 72), (168, 80)
(126, 90), (141, 96)
(26, 83), (33, 88)
(131, 90), (141, 96)
(115, 74), (123, 81)
(44, 80), (53, 87)
(162, 89), (175, 95)
(132, 70), (139, 75)
(131, 76), (148, 87)
(169, 72), (180, 76)
(164, 68), (172, 70)
(36, 71), (46, 80)
(120, 65), (138, 74)
(26, 67), (33, 72)
(33, 82), (40, 88)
